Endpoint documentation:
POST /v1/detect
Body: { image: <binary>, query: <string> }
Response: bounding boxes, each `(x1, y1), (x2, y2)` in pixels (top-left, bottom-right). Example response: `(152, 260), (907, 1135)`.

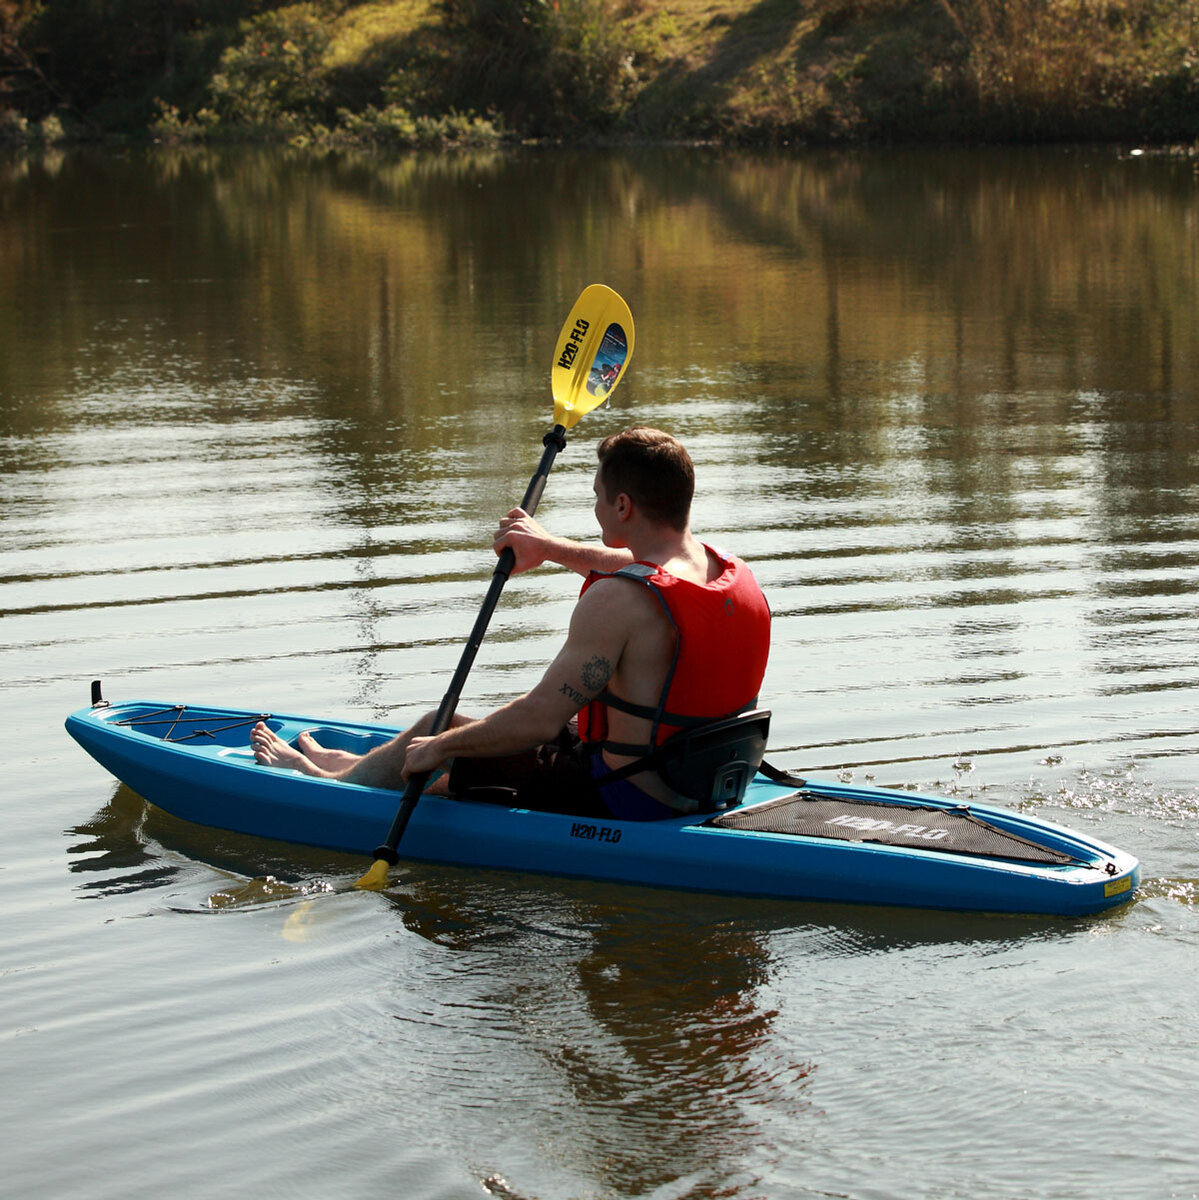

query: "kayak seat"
(598, 709), (772, 813)
(457, 785), (522, 807)
(448, 715), (775, 817)
(657, 708), (771, 811)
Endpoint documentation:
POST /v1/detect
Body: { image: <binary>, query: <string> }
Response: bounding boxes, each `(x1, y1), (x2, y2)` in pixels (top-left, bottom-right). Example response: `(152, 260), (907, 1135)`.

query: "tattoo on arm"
(581, 656), (613, 694)
(559, 657), (613, 711)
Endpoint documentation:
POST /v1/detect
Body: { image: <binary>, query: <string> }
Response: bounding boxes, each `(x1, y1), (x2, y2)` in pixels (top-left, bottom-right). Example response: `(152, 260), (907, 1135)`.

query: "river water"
(2, 144), (1197, 1199)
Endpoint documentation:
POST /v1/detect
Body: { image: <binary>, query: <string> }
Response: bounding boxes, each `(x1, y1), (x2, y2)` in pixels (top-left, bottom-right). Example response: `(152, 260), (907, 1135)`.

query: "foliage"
(185, 1), (506, 144)
(432, 0), (653, 133)
(335, 102), (505, 146)
(149, 100), (221, 143)
(0, 109), (69, 144)
(159, 0), (648, 143)
(207, 3), (333, 132)
(9, 0), (262, 130)
(648, 0), (1199, 144)
(1, 1), (72, 126)
(2, 0), (1198, 145)
(941, 0), (1199, 140)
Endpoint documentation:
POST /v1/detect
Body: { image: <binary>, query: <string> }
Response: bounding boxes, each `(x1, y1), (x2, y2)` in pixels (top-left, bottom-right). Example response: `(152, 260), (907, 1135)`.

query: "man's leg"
(251, 711), (476, 792)
(293, 732), (361, 771)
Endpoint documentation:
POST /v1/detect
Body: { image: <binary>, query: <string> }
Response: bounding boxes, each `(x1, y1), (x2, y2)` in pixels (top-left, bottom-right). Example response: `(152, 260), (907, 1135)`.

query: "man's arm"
(495, 508), (634, 577)
(403, 584), (631, 775)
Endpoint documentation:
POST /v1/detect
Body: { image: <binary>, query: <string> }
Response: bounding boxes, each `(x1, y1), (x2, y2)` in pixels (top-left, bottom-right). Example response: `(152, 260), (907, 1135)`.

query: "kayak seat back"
(657, 708), (772, 812)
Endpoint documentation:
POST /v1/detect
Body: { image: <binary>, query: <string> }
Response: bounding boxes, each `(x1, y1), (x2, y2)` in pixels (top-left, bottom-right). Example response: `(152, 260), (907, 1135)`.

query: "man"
(250, 427), (770, 820)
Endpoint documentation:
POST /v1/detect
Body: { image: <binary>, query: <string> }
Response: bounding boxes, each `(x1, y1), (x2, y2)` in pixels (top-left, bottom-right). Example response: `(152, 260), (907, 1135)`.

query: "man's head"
(595, 427), (694, 533)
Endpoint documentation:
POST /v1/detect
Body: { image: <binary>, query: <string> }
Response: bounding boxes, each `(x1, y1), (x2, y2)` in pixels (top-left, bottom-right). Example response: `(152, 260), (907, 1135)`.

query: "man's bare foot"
(295, 731), (362, 772)
(251, 722), (333, 777)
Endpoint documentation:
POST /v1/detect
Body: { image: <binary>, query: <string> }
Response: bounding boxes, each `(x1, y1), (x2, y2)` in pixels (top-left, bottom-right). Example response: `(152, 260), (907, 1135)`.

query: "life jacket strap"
(595, 688), (760, 734)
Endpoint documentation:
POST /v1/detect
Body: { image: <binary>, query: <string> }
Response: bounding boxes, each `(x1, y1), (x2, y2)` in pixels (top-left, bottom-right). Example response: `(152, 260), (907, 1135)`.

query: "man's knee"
(410, 710), (473, 737)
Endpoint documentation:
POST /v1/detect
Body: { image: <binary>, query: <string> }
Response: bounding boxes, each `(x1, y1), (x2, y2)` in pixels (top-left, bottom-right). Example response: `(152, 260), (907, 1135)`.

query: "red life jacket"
(577, 545), (771, 755)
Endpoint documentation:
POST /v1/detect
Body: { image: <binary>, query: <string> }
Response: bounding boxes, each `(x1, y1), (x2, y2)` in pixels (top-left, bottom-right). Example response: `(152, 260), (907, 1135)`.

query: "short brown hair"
(596, 427), (694, 531)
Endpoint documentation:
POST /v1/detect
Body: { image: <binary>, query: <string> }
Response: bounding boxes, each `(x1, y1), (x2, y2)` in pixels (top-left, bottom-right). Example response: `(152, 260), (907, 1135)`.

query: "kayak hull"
(65, 698), (1140, 916)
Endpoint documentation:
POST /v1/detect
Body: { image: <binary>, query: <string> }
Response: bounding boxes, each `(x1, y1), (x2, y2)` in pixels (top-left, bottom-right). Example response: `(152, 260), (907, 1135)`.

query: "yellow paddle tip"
(353, 859), (392, 891)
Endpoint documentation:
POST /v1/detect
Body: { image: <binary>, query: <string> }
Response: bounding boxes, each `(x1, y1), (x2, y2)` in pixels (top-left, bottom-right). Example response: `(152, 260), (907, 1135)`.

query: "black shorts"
(446, 729), (609, 818)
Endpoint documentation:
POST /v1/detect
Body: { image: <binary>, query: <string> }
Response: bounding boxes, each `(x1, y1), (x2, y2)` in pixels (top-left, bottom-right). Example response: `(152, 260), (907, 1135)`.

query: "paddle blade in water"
(353, 858), (391, 891)
(551, 284), (635, 430)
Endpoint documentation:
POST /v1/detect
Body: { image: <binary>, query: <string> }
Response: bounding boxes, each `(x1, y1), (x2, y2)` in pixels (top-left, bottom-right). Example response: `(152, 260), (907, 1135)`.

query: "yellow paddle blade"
(551, 284), (635, 431)
(353, 858), (392, 891)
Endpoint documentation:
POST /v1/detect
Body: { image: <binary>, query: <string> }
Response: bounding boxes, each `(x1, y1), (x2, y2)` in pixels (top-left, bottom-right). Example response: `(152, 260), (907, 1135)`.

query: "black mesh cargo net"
(709, 791), (1082, 866)
(115, 705), (269, 743)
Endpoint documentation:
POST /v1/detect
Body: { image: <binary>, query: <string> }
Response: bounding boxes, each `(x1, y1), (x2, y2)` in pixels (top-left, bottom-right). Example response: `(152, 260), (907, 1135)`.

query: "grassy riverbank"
(3, 0), (1198, 146)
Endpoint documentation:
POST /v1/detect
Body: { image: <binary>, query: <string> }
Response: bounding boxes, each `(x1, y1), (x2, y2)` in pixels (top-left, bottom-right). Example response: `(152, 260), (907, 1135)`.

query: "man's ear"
(615, 492), (633, 520)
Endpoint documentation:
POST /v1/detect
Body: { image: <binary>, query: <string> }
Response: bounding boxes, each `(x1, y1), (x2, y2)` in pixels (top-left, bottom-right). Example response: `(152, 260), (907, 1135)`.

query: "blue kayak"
(64, 693), (1140, 916)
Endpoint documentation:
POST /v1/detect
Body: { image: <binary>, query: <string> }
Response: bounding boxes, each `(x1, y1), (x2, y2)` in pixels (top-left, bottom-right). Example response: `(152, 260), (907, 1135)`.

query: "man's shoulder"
(578, 570), (658, 599)
(574, 572), (664, 620)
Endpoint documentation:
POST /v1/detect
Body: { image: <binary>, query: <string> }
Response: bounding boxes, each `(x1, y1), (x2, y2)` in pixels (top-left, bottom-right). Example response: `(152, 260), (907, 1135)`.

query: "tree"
(16, 0), (267, 129)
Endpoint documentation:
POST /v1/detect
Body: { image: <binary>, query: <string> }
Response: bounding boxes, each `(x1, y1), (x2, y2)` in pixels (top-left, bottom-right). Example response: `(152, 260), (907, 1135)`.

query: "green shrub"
(0, 109), (30, 143)
(37, 113), (66, 142)
(0, 110), (71, 143)
(207, 3), (333, 134)
(149, 99), (221, 142)
(336, 101), (506, 146)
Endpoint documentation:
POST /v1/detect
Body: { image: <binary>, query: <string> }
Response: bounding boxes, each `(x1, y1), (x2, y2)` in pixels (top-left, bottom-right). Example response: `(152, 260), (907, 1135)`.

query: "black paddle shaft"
(373, 424), (569, 862)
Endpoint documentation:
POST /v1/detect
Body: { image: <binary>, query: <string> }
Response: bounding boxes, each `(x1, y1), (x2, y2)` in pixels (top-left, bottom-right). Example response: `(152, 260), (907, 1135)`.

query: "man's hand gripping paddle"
(354, 285), (635, 890)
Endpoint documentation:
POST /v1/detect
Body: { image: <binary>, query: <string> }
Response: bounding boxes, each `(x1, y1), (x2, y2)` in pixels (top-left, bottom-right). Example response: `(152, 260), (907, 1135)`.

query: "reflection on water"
(71, 780), (1084, 947)
(6, 144), (1199, 1200)
(67, 784), (186, 897)
(68, 784), (365, 900)
(386, 880), (807, 1195)
(65, 772), (1096, 1196)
